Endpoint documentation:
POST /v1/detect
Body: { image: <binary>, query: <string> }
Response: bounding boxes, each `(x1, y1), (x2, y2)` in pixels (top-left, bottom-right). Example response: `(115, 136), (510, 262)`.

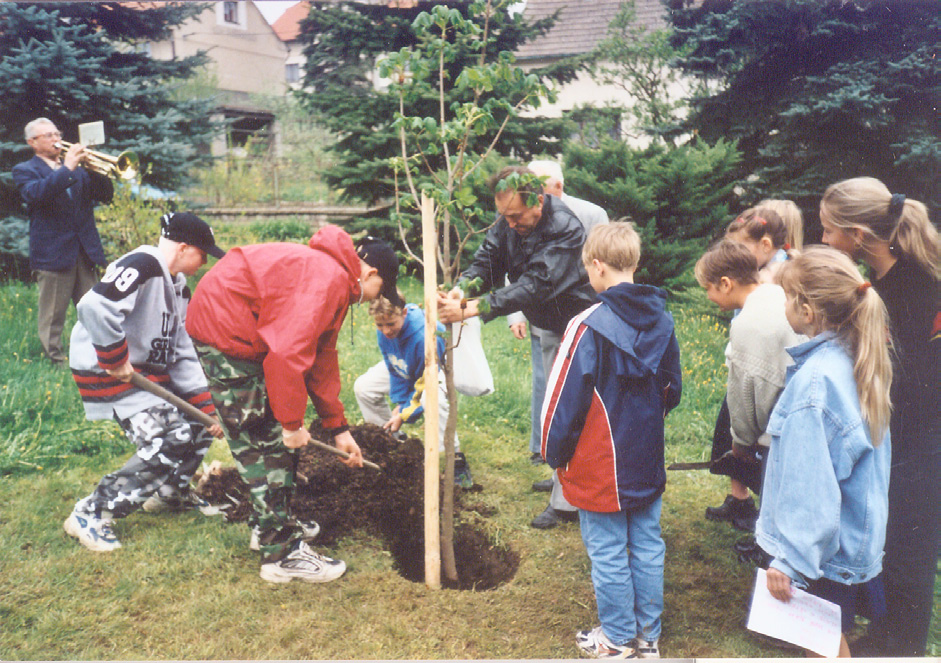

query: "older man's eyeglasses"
(32, 131), (62, 140)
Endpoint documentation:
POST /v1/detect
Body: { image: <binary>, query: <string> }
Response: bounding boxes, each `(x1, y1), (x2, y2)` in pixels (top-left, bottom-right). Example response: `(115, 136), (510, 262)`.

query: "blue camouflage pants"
(76, 403), (212, 520)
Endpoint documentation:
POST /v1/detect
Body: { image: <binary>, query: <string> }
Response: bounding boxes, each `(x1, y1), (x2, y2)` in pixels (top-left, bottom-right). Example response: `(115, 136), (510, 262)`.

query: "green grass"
(0, 228), (936, 659)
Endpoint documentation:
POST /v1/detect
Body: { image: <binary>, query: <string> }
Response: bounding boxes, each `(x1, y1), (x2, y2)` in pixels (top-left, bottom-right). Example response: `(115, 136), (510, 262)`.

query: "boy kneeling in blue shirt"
(354, 292), (472, 487)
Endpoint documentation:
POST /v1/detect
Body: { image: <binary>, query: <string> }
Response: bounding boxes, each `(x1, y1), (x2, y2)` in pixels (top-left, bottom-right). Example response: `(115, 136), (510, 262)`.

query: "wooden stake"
(421, 192), (441, 589)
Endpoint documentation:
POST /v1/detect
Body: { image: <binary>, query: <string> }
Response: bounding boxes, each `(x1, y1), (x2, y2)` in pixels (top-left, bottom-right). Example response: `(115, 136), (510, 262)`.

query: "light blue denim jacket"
(756, 332), (890, 587)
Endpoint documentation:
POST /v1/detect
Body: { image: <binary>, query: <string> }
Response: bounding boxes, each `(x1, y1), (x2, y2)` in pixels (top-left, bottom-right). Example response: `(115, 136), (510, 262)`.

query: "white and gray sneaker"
(64, 510), (121, 552)
(258, 540), (346, 584)
(249, 519), (321, 551)
(143, 489), (223, 516)
(632, 638), (659, 659)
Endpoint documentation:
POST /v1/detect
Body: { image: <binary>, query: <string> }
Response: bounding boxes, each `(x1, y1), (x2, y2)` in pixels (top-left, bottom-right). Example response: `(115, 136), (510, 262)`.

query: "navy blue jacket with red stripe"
(541, 282), (682, 512)
(69, 246), (215, 421)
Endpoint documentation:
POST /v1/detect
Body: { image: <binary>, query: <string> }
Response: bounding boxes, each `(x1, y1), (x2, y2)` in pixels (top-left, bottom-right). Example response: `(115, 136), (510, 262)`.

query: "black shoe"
(733, 536), (770, 567)
(530, 452), (546, 466)
(532, 478), (553, 492)
(530, 505), (577, 529)
(705, 494), (757, 532)
(454, 452), (473, 489)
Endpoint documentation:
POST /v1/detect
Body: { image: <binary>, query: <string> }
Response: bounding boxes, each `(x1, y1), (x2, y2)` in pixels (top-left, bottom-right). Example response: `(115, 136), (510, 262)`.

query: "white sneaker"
(575, 626), (636, 659)
(249, 519), (321, 551)
(632, 638), (659, 659)
(258, 541), (346, 584)
(143, 490), (223, 516)
(64, 510), (122, 552)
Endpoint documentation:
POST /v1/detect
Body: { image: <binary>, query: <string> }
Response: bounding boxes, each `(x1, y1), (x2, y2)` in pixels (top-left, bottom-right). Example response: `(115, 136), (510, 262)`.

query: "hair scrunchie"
(888, 193), (906, 219)
(857, 281), (872, 295)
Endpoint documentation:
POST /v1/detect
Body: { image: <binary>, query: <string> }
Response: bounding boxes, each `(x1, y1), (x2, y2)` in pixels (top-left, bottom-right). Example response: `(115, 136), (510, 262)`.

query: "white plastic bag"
(451, 317), (495, 396)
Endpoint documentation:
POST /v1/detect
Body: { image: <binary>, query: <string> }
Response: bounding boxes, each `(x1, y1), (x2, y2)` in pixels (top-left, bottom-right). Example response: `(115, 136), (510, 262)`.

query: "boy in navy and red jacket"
(541, 221), (681, 659)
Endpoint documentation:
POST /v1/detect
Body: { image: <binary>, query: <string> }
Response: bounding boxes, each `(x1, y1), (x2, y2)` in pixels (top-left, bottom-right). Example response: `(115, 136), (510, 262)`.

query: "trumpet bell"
(114, 151), (139, 180)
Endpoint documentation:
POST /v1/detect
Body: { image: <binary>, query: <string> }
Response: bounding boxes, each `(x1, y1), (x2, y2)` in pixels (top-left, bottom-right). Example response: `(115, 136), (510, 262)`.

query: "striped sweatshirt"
(69, 245), (215, 421)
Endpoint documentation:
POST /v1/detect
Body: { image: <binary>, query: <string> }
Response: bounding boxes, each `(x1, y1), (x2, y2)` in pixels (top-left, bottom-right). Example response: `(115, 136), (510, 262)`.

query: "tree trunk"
(440, 341), (458, 583)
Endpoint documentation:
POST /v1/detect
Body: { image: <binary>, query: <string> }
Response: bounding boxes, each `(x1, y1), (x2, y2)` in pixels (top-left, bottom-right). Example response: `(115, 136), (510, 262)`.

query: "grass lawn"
(0, 240), (936, 659)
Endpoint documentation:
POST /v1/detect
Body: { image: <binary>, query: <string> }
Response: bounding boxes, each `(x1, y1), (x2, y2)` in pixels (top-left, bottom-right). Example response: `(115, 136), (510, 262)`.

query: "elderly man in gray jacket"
(510, 160), (609, 527)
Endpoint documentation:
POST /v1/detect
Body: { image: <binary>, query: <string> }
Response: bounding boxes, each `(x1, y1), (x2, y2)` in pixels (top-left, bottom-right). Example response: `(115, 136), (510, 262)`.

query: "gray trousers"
(530, 326), (575, 513)
(35, 253), (97, 363)
(353, 361), (459, 452)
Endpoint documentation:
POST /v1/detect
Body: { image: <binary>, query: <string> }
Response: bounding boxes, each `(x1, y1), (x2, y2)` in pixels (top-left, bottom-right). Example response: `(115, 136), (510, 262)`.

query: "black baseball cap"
(160, 212), (225, 259)
(356, 236), (404, 307)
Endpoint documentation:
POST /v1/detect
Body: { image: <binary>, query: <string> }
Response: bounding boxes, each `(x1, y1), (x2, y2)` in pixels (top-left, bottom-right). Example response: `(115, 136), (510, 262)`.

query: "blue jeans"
(579, 498), (664, 645)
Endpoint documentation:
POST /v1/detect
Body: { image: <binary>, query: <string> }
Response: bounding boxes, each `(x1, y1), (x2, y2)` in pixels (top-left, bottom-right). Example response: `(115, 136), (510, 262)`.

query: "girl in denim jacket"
(757, 247), (892, 658)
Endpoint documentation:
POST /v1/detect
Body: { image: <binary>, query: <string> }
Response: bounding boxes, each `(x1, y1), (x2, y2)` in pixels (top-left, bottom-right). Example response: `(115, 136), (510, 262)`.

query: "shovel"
(667, 449), (739, 471)
(667, 459), (715, 471)
(128, 372), (381, 471)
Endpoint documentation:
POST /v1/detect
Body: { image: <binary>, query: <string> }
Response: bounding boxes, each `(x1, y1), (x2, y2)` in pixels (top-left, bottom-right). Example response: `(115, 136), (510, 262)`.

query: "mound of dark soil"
(197, 423), (518, 590)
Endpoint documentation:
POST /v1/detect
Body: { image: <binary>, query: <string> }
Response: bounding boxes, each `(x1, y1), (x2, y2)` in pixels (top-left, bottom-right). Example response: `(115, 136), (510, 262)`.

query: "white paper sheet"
(746, 568), (842, 657)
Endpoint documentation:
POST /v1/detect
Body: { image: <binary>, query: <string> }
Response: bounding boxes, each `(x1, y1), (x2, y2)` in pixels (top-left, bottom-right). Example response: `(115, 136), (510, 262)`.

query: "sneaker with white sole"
(143, 489), (222, 516)
(258, 540), (346, 584)
(249, 519), (321, 551)
(631, 638), (659, 659)
(575, 626), (636, 659)
(64, 511), (121, 552)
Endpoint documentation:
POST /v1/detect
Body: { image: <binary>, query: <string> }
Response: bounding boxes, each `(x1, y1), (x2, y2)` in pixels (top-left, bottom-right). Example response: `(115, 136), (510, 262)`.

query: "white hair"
(527, 159), (564, 184)
(24, 117), (56, 141)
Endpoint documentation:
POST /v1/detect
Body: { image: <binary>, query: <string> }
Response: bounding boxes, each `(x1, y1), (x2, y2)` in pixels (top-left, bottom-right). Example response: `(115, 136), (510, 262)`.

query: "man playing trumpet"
(12, 117), (113, 366)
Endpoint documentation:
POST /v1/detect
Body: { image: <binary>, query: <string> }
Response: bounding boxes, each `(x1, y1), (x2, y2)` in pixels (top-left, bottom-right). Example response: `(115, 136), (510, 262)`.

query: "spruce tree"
(564, 136), (740, 288)
(0, 1), (216, 213)
(669, 0), (940, 224)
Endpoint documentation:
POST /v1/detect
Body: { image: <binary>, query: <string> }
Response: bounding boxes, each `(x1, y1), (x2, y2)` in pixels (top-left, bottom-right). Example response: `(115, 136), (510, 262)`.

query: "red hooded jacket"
(186, 225), (362, 431)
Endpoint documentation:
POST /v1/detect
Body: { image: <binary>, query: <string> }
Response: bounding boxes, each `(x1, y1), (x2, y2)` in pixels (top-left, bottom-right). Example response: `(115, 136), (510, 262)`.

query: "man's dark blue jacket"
(12, 156), (112, 271)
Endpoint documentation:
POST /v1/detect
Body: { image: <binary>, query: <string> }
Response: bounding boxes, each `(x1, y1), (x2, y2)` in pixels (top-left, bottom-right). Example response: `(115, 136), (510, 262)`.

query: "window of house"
(223, 2), (239, 24)
(218, 1), (245, 28)
(286, 63), (300, 84)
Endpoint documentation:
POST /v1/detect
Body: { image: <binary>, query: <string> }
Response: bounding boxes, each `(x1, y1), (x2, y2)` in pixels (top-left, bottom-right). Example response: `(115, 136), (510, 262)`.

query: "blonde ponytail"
(820, 177), (939, 278)
(778, 247), (893, 444)
(758, 198), (804, 252)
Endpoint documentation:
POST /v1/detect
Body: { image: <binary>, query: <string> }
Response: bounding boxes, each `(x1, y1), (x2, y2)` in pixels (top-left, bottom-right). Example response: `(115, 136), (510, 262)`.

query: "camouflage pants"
(77, 403), (212, 520)
(194, 342), (301, 563)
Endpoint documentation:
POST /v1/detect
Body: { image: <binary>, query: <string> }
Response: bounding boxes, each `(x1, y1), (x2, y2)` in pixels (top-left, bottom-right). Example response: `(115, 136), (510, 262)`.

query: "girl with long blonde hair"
(757, 247), (892, 658)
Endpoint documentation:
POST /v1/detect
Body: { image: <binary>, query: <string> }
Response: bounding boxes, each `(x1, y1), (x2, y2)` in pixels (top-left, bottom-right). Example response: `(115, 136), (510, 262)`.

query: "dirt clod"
(197, 423), (518, 590)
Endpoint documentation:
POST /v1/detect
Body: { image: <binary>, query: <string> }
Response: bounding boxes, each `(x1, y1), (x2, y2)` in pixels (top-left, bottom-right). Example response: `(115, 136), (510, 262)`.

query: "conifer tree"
(669, 0), (940, 220)
(564, 136), (740, 288)
(0, 1), (216, 217)
(294, 0), (577, 238)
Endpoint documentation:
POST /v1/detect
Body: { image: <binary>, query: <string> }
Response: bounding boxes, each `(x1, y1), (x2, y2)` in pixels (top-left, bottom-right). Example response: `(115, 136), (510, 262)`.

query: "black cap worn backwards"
(355, 236), (404, 307)
(160, 212), (225, 259)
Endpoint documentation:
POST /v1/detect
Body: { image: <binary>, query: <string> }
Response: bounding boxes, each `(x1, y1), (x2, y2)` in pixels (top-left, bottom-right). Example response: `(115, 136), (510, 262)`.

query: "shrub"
(564, 137), (741, 289)
(249, 218), (313, 243)
(96, 182), (175, 261)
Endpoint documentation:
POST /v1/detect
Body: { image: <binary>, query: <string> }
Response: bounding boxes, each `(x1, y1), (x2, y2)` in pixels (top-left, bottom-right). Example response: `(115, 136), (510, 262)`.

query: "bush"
(96, 182), (175, 260)
(0, 215), (30, 282)
(564, 137), (741, 289)
(249, 218), (313, 243)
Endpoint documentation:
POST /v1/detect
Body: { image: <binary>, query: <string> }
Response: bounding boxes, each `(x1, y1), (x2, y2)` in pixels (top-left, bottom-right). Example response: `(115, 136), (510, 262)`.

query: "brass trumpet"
(56, 140), (139, 180)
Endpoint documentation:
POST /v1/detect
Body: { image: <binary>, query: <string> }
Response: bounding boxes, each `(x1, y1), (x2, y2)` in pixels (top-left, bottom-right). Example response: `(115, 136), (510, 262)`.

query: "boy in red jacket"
(542, 222), (681, 658)
(186, 228), (399, 584)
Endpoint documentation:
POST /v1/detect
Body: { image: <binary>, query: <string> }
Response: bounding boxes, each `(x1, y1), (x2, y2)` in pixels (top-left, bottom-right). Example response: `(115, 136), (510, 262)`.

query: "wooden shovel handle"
(128, 372), (380, 471)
